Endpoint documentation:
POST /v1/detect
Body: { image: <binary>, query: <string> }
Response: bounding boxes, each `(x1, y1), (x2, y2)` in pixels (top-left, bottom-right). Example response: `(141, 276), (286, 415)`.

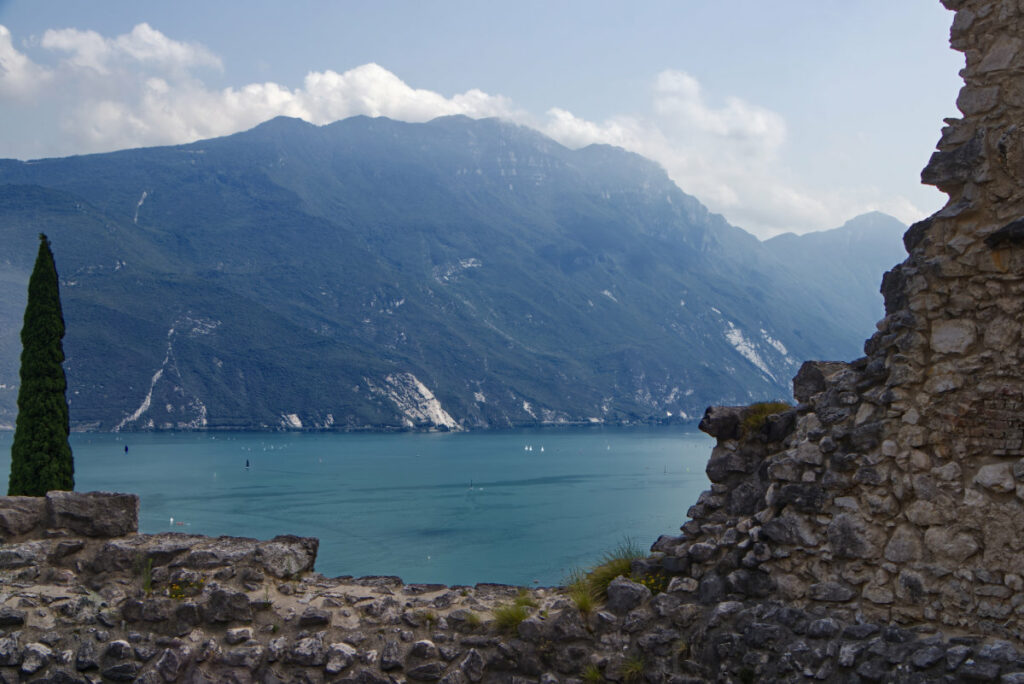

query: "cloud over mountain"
(0, 22), (926, 237)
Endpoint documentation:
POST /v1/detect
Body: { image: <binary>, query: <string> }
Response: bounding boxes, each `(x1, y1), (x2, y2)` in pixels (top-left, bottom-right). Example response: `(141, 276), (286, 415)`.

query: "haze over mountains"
(0, 115), (907, 431)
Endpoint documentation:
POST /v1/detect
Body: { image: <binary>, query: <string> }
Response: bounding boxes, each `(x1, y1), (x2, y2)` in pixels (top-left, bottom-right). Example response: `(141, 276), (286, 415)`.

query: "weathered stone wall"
(11, 492), (1024, 683)
(649, 0), (1024, 644)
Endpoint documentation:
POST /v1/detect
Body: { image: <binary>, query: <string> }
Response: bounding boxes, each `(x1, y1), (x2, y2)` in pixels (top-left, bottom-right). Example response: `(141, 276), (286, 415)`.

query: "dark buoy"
(124, 445), (128, 453)
(245, 459), (250, 469)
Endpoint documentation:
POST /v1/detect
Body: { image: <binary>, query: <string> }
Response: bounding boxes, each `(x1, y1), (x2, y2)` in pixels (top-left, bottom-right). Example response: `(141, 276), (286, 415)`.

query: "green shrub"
(741, 401), (791, 436)
(582, 663), (604, 683)
(493, 603), (531, 634)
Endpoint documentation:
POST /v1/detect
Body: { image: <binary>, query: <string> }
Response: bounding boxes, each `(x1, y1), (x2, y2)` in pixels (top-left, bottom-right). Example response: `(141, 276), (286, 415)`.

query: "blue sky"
(0, 1), (963, 237)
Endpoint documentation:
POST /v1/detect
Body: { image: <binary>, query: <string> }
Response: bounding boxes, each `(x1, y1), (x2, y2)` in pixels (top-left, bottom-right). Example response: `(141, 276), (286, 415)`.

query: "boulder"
(605, 576), (651, 615)
(808, 582), (856, 602)
(0, 496), (46, 538)
(0, 540), (48, 569)
(793, 361), (848, 402)
(218, 644), (263, 669)
(459, 649), (484, 683)
(407, 662), (446, 681)
(287, 636), (326, 667)
(974, 463), (1015, 493)
(45, 491), (138, 537)
(254, 535), (319, 578)
(298, 606), (331, 627)
(326, 642), (358, 674)
(381, 640), (403, 671)
(0, 606), (26, 628)
(21, 642), (53, 676)
(202, 590), (252, 623)
(0, 633), (20, 666)
(698, 406), (743, 439)
(924, 528), (980, 562)
(828, 514), (880, 559)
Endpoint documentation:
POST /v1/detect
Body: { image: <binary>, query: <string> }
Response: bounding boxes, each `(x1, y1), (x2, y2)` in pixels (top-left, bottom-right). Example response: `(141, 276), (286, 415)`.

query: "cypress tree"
(8, 233), (74, 496)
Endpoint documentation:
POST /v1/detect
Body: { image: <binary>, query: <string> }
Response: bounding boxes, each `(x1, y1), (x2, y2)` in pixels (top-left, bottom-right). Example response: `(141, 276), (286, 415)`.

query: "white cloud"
(0, 22), (523, 156)
(300, 64), (519, 123)
(652, 70), (786, 155)
(537, 69), (929, 237)
(40, 23), (221, 75)
(60, 61), (525, 153)
(0, 25), (52, 98)
(0, 24), (928, 237)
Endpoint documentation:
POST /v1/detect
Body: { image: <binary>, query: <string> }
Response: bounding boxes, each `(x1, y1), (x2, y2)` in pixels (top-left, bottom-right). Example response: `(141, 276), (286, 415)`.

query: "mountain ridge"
(0, 115), (906, 431)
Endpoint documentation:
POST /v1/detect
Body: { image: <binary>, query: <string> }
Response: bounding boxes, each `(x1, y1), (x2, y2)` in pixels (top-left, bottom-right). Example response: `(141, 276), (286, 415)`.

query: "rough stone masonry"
(652, 0), (1024, 636)
(3, 0), (1024, 681)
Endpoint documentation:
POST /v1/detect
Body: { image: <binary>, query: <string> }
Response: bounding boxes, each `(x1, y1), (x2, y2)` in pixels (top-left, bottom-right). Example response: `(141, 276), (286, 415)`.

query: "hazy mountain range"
(0, 115), (907, 431)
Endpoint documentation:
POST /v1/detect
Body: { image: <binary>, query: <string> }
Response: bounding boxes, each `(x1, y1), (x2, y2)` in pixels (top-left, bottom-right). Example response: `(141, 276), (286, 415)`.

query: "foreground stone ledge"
(0, 491), (138, 542)
(2, 525), (1023, 683)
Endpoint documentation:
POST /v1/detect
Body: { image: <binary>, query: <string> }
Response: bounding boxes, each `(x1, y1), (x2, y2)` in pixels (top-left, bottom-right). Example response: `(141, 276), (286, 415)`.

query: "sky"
(0, 1), (964, 239)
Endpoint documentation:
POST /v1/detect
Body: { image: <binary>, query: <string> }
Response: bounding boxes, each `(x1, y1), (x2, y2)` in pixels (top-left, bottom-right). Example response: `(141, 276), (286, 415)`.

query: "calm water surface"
(0, 426), (712, 586)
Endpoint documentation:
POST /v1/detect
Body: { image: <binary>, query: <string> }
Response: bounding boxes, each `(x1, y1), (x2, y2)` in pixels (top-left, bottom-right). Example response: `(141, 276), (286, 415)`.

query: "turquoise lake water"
(0, 426), (712, 586)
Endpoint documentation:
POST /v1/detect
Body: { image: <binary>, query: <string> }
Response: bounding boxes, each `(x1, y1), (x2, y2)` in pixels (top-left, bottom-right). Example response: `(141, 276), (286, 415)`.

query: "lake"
(0, 426), (712, 586)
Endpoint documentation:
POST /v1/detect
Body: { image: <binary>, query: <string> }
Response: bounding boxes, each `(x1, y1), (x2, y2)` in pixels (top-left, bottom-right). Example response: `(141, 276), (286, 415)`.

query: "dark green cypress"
(8, 233), (74, 496)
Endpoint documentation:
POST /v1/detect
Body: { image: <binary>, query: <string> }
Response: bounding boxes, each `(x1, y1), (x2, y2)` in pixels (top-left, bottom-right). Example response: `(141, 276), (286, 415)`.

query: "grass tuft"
(741, 401), (791, 437)
(413, 609), (437, 627)
(566, 568), (597, 615)
(493, 603), (531, 634)
(513, 587), (537, 608)
(582, 663), (604, 683)
(588, 538), (644, 600)
(562, 537), (647, 612)
(621, 655), (645, 683)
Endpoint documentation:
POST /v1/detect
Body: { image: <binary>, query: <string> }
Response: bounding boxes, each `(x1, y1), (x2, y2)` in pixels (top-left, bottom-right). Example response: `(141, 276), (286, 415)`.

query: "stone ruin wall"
(650, 0), (1024, 640)
(3, 2), (1024, 682)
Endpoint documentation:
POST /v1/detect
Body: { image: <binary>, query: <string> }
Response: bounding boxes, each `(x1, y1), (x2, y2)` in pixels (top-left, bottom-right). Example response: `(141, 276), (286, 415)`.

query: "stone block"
(254, 535), (319, 579)
(929, 319), (976, 354)
(974, 463), (1015, 493)
(287, 636), (326, 667)
(0, 496), (46, 539)
(808, 582), (856, 602)
(45, 491), (138, 537)
(924, 528), (979, 562)
(978, 35), (1022, 72)
(605, 576), (651, 615)
(884, 525), (922, 563)
(957, 85), (1000, 115)
(325, 642), (357, 674)
(771, 483), (826, 513)
(828, 514), (881, 560)
(698, 406), (743, 439)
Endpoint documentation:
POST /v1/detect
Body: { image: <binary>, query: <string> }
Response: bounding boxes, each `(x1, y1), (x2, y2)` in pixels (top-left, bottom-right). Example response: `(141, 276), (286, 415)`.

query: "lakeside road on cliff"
(0, 425), (712, 586)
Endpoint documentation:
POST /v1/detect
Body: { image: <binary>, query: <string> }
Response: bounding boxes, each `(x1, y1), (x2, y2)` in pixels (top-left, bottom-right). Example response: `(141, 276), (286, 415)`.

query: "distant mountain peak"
(0, 114), (902, 431)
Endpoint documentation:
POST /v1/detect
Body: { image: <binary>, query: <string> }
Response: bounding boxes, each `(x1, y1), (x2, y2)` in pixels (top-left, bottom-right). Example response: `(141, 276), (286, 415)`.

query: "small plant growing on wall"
(741, 401), (791, 437)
